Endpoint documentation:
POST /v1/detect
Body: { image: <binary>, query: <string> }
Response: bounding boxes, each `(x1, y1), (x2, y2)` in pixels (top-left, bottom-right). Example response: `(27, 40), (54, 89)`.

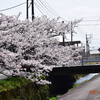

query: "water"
(74, 73), (99, 84)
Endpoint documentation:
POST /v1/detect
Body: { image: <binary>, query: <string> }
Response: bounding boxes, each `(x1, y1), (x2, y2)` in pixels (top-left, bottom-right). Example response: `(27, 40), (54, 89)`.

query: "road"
(57, 74), (100, 100)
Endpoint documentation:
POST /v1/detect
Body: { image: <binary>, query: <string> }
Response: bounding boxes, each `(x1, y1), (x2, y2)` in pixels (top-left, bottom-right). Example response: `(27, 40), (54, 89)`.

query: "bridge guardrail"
(80, 57), (100, 66)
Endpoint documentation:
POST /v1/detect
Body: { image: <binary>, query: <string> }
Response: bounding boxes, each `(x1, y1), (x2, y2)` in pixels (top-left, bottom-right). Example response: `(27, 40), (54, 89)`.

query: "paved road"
(57, 74), (100, 100)
(0, 74), (7, 80)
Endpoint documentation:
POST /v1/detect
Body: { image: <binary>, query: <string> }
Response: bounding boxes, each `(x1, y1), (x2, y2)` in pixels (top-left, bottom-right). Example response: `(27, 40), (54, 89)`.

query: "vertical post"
(63, 33), (65, 46)
(26, 0), (29, 19)
(31, 0), (34, 20)
(62, 21), (65, 46)
(82, 57), (84, 66)
(86, 34), (90, 57)
(71, 22), (73, 42)
(86, 34), (88, 56)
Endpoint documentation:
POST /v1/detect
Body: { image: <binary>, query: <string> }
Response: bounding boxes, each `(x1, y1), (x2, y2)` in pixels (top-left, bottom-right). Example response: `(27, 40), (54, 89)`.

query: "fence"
(81, 57), (100, 66)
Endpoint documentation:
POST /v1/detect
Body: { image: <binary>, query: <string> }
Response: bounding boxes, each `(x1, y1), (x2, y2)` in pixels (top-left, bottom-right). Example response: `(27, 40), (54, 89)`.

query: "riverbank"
(0, 73), (97, 100)
(57, 73), (100, 100)
(0, 77), (49, 100)
(68, 73), (98, 92)
(74, 73), (98, 84)
(49, 73), (97, 99)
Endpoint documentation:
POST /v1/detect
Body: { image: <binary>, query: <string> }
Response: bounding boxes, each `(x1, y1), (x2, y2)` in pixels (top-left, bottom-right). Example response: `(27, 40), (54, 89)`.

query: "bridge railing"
(80, 57), (100, 66)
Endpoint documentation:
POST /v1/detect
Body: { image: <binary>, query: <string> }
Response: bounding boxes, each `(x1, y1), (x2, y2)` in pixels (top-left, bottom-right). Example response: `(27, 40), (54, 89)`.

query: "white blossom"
(0, 13), (84, 84)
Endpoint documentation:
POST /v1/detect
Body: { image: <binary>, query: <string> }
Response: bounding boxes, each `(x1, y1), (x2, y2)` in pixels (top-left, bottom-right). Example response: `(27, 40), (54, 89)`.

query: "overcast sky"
(1, 0), (100, 49)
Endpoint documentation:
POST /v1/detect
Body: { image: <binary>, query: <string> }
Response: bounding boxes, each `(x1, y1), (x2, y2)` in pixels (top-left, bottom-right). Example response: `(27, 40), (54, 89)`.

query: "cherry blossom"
(0, 13), (84, 84)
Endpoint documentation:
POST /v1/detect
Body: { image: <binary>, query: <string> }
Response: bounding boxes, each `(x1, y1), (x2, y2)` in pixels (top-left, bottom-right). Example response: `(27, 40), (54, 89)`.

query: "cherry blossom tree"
(0, 13), (84, 84)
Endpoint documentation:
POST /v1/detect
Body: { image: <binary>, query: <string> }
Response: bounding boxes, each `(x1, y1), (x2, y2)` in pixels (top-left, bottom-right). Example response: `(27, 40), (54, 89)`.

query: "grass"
(47, 95), (61, 100)
(70, 73), (100, 91)
(0, 77), (30, 92)
(0, 76), (50, 100)
(68, 80), (88, 91)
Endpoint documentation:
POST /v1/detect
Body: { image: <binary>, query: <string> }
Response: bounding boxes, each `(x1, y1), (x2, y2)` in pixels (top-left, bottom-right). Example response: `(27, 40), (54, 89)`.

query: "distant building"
(59, 41), (85, 57)
(90, 50), (100, 59)
(59, 41), (81, 46)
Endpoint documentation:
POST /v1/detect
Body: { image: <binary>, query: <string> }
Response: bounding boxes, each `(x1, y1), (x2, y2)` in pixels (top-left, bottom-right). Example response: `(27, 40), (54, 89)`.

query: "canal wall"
(0, 79), (49, 100)
(0, 74), (88, 99)
(47, 73), (88, 96)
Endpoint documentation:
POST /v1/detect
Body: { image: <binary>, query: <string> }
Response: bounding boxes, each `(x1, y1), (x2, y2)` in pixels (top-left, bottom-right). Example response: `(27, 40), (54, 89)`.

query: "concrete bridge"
(48, 64), (100, 96)
(49, 64), (100, 75)
(80, 57), (100, 65)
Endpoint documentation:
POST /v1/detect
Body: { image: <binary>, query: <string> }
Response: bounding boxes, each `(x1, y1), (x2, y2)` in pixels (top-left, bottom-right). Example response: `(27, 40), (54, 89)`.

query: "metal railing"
(81, 57), (100, 66)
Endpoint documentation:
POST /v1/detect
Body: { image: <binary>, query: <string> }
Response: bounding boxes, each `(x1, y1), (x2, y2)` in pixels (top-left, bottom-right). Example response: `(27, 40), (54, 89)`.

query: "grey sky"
(0, 0), (100, 49)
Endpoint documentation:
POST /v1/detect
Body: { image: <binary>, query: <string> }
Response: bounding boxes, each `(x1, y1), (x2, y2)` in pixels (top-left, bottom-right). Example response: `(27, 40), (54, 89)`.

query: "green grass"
(69, 80), (88, 91)
(70, 73), (99, 91)
(47, 95), (61, 100)
(0, 76), (50, 100)
(0, 77), (30, 92)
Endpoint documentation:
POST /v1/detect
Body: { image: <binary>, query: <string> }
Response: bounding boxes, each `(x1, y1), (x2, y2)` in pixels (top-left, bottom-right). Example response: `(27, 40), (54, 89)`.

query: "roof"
(90, 50), (100, 55)
(59, 41), (81, 45)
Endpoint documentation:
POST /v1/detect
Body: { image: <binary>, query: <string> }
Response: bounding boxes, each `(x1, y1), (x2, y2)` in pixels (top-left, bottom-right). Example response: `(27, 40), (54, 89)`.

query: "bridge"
(19, 56), (100, 97)
(22, 58), (100, 96)
(81, 57), (100, 65)
(49, 64), (100, 75)
(48, 64), (100, 96)
(49, 56), (100, 75)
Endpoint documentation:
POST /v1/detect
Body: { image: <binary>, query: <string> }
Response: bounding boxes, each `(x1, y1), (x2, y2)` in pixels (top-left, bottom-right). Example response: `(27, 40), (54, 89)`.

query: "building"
(59, 41), (81, 46)
(90, 50), (100, 59)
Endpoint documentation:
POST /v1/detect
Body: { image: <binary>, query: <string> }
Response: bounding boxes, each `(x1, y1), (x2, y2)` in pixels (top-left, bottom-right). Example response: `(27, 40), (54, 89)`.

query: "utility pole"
(26, 0), (29, 19)
(26, 0), (34, 20)
(62, 32), (65, 46)
(71, 22), (73, 42)
(62, 21), (65, 46)
(86, 34), (89, 56)
(86, 34), (92, 57)
(31, 0), (34, 20)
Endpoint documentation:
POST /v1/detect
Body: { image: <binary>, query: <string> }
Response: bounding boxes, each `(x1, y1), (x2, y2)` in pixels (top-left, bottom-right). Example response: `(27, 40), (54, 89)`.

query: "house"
(59, 41), (81, 46)
(90, 50), (100, 59)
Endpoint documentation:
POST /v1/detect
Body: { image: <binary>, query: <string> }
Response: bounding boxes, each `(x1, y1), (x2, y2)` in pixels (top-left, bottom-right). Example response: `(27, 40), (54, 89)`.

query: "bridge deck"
(50, 65), (100, 75)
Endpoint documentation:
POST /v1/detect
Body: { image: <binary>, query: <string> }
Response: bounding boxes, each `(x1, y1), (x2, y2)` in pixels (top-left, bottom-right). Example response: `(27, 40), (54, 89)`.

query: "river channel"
(74, 73), (99, 84)
(48, 73), (99, 96)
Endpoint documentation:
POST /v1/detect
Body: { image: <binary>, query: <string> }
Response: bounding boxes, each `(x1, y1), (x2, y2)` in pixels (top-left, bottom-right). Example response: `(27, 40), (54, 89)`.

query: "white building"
(90, 50), (100, 59)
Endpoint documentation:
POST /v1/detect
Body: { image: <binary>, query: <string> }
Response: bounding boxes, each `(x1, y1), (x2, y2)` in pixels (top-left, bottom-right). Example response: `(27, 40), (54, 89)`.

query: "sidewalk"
(57, 74), (100, 100)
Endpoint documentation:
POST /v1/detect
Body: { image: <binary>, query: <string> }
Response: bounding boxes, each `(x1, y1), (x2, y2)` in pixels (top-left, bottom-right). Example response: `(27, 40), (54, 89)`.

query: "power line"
(93, 20), (100, 38)
(78, 24), (100, 26)
(76, 27), (86, 36)
(35, 0), (69, 22)
(82, 19), (100, 22)
(34, 2), (47, 20)
(91, 18), (100, 34)
(34, 2), (45, 15)
(43, 0), (60, 17)
(42, 0), (69, 22)
(35, 0), (54, 18)
(79, 18), (100, 44)
(0, 2), (26, 12)
(35, 0), (54, 17)
(92, 38), (100, 40)
(38, 0), (56, 18)
(93, 28), (100, 38)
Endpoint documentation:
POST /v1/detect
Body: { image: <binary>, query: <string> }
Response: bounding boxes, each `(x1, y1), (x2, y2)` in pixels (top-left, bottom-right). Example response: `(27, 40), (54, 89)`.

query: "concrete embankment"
(57, 74), (100, 100)
(0, 77), (49, 100)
